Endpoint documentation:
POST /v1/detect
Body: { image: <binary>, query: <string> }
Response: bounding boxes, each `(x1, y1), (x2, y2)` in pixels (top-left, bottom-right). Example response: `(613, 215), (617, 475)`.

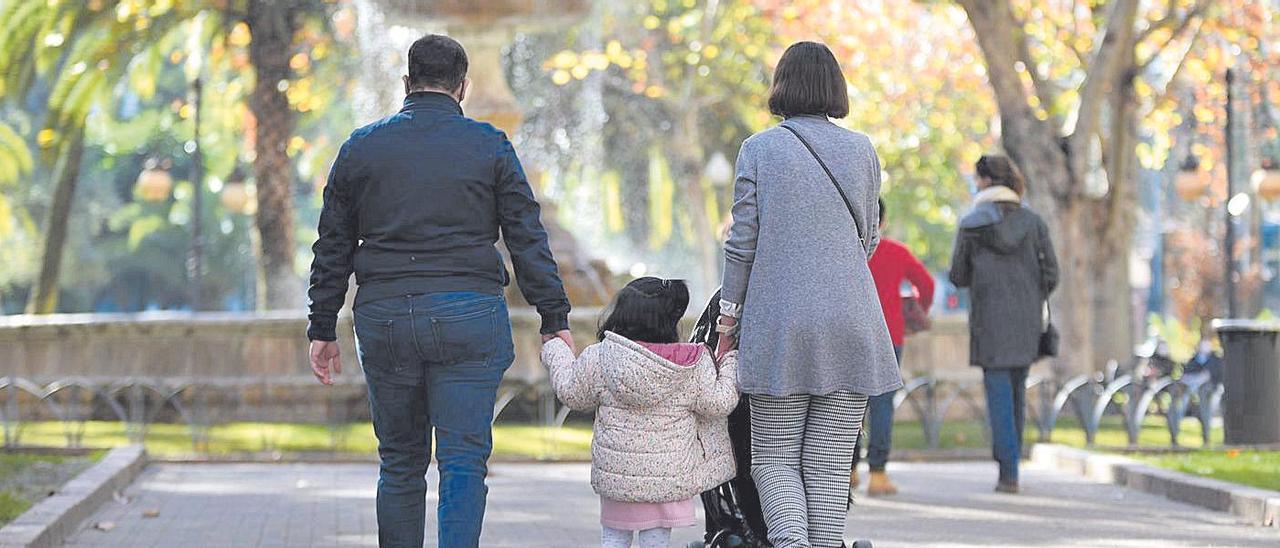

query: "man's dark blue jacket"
(306, 92), (570, 341)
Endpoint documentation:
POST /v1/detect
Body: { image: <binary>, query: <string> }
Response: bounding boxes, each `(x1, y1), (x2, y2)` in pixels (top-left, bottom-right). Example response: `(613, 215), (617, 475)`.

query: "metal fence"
(1, 363), (1222, 453)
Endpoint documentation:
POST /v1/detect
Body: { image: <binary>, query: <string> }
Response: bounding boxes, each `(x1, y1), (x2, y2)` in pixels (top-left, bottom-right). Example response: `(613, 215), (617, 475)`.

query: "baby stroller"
(687, 289), (770, 548)
(688, 291), (874, 548)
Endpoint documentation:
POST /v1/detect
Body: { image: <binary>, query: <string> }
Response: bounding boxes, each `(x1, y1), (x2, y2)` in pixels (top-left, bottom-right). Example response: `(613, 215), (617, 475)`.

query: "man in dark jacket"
(306, 35), (572, 548)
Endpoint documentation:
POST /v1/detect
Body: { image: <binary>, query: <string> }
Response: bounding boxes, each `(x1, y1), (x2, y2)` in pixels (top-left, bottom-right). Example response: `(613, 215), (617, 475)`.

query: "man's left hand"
(542, 329), (576, 354)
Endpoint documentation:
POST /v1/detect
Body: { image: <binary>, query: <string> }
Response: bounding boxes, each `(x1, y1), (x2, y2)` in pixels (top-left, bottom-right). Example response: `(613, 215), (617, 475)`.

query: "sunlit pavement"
(63, 461), (1275, 547)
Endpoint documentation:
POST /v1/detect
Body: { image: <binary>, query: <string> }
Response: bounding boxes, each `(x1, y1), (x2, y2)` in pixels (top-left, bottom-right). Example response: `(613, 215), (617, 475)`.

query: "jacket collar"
(973, 185), (1021, 205)
(400, 91), (464, 115)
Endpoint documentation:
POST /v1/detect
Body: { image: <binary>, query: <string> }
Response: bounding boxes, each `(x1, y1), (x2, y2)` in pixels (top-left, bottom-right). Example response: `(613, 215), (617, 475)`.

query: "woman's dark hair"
(975, 155), (1026, 197)
(768, 41), (849, 119)
(407, 34), (468, 92)
(597, 277), (690, 344)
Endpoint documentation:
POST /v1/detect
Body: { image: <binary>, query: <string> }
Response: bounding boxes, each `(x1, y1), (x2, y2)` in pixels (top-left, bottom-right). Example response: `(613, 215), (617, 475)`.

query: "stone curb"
(1031, 443), (1280, 528)
(0, 445), (147, 547)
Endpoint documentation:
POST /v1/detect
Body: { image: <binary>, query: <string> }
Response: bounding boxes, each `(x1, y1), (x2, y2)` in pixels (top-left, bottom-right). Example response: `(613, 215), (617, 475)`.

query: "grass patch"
(0, 451), (101, 526)
(11, 421), (592, 460)
(1137, 450), (1280, 492)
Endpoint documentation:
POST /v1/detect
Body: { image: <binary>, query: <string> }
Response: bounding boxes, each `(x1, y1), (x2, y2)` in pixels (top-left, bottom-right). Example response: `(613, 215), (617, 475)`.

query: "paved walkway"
(65, 461), (1274, 547)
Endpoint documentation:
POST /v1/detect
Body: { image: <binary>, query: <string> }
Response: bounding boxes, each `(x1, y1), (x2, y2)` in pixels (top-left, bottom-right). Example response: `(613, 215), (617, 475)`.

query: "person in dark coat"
(1183, 338), (1224, 386)
(948, 155), (1058, 494)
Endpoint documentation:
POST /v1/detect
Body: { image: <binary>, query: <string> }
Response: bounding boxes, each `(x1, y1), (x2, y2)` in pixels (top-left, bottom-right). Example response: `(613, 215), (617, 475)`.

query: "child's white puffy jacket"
(541, 332), (739, 503)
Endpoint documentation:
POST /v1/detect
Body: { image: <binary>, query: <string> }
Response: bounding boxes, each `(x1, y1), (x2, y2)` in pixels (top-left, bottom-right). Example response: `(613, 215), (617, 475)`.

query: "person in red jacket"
(852, 199), (935, 497)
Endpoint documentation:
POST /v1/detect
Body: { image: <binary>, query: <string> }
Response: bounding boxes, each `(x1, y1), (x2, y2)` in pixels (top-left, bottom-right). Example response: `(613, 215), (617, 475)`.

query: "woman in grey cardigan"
(948, 155), (1058, 494)
(715, 42), (901, 548)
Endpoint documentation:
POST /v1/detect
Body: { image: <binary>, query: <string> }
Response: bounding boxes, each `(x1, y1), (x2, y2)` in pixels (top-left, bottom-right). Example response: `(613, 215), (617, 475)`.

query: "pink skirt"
(599, 496), (698, 530)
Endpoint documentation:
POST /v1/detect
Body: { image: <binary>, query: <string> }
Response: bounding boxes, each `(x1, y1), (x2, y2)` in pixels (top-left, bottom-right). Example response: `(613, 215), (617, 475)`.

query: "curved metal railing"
(0, 368), (1223, 453)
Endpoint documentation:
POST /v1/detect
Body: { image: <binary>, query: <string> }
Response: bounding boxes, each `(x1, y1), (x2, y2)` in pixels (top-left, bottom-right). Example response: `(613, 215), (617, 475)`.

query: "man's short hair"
(407, 35), (468, 92)
(767, 41), (849, 119)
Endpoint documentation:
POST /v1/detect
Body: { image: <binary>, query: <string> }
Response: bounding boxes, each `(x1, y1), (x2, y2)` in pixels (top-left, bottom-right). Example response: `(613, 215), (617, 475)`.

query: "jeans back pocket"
(430, 305), (496, 365)
(354, 311), (401, 371)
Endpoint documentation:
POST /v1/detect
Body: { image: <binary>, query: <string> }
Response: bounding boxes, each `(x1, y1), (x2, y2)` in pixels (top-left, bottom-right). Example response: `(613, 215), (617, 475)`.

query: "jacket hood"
(599, 332), (703, 407)
(960, 202), (1035, 255)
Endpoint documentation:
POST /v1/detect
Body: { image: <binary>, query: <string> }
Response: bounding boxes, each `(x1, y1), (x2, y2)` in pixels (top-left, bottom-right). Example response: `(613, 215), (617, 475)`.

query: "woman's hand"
(714, 315), (738, 360)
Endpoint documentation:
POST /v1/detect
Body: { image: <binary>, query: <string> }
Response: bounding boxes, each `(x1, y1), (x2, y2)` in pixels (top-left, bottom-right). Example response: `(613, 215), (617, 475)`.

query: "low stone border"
(1031, 443), (1280, 527)
(0, 445), (147, 547)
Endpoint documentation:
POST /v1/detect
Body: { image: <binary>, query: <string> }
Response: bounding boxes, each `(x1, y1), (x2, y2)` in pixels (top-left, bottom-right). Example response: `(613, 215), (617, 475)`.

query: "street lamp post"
(189, 76), (204, 311)
(1225, 66), (1238, 319)
(186, 16), (206, 312)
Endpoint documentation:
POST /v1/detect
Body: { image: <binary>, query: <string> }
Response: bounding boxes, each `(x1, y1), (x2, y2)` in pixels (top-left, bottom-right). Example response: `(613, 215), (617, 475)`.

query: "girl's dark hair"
(768, 41), (849, 119)
(975, 155), (1026, 197)
(597, 277), (690, 344)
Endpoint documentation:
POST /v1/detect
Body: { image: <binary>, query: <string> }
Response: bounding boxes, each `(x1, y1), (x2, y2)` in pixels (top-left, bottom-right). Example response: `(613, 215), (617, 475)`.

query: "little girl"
(542, 277), (739, 548)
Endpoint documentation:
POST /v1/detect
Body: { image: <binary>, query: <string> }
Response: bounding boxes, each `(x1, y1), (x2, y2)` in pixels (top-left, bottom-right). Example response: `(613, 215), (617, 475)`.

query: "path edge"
(1031, 443), (1280, 528)
(0, 445), (147, 547)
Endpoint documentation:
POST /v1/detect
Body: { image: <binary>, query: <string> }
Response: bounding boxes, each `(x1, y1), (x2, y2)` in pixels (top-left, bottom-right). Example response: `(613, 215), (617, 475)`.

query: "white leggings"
(601, 526), (671, 548)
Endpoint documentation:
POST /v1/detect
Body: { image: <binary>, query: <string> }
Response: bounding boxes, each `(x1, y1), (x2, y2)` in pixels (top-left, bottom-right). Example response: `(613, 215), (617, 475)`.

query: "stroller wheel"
(849, 540), (874, 548)
(687, 542), (706, 548)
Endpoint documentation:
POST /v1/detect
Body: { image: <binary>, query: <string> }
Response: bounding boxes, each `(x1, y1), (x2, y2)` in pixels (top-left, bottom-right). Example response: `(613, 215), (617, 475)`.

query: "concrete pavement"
(63, 461), (1275, 547)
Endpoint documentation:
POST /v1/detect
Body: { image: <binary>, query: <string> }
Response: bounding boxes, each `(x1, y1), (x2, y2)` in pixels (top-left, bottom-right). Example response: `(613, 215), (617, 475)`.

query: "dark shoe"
(995, 481), (1019, 494)
(846, 541), (874, 548)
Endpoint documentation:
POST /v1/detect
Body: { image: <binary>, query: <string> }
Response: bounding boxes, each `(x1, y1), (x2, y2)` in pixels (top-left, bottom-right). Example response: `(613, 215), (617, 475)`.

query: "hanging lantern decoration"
(135, 158), (173, 202)
(1174, 156), (1210, 202)
(1254, 160), (1280, 202)
(219, 168), (255, 215)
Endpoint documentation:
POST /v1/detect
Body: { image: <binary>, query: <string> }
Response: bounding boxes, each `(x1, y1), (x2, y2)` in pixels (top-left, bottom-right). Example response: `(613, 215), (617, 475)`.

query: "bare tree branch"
(1137, 1), (1208, 72)
(1067, 0), (1139, 184)
(1013, 13), (1062, 123)
(958, 0), (1070, 200)
(1149, 19), (1207, 105)
(1136, 0), (1208, 45)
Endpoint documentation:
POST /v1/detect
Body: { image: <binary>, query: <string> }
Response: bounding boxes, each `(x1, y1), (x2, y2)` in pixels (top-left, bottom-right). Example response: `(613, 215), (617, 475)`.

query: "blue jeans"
(982, 366), (1029, 484)
(354, 292), (514, 548)
(854, 346), (902, 472)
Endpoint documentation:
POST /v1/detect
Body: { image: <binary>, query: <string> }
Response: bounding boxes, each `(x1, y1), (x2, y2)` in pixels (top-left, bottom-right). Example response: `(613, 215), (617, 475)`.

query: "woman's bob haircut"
(767, 41), (849, 119)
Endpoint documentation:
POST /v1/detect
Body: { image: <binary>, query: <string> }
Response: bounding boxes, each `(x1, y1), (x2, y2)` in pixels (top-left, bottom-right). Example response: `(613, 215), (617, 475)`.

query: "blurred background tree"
(953, 0), (1278, 375)
(0, 0), (1275, 370)
(0, 0), (354, 313)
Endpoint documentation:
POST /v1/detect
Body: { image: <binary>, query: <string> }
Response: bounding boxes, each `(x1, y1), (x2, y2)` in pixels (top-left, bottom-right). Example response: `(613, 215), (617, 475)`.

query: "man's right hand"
(310, 340), (342, 385)
(542, 329), (576, 354)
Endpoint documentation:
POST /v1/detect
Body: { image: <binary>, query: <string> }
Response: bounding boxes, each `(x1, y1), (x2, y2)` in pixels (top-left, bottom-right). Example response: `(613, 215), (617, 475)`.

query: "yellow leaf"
(37, 128), (57, 148)
(228, 22), (251, 47)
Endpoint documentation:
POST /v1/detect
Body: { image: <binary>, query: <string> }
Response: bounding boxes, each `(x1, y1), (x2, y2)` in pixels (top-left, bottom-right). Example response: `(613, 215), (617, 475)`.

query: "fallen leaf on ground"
(94, 521), (116, 532)
(142, 509), (160, 518)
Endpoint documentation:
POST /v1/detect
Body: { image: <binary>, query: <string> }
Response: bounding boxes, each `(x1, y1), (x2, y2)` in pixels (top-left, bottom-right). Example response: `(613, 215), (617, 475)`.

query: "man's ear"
(455, 78), (469, 103)
(403, 75), (411, 95)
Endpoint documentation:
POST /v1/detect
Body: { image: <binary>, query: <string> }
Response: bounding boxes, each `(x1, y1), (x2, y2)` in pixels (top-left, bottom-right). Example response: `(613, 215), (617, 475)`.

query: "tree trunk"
(1092, 59), (1141, 367)
(247, 0), (302, 310)
(25, 127), (86, 314)
(1041, 202), (1098, 377)
(959, 0), (1149, 377)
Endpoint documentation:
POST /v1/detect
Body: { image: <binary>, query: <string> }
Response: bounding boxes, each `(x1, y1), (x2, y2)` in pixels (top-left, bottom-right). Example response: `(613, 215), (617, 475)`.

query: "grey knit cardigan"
(721, 115), (902, 397)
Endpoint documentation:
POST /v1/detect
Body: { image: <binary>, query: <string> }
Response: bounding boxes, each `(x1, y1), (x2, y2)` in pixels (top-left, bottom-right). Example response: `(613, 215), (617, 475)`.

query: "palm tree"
(0, 0), (189, 313)
(0, 0), (334, 313)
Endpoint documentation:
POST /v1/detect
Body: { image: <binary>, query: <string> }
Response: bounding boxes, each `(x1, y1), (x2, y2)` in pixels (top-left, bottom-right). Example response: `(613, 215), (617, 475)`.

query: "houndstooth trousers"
(750, 391), (869, 548)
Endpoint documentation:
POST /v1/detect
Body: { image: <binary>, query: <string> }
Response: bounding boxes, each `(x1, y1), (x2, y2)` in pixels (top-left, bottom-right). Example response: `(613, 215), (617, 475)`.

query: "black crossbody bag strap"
(780, 124), (867, 253)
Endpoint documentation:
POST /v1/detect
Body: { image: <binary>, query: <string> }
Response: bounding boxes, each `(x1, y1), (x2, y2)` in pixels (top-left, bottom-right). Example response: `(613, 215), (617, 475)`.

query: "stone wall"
(0, 310), (973, 423)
